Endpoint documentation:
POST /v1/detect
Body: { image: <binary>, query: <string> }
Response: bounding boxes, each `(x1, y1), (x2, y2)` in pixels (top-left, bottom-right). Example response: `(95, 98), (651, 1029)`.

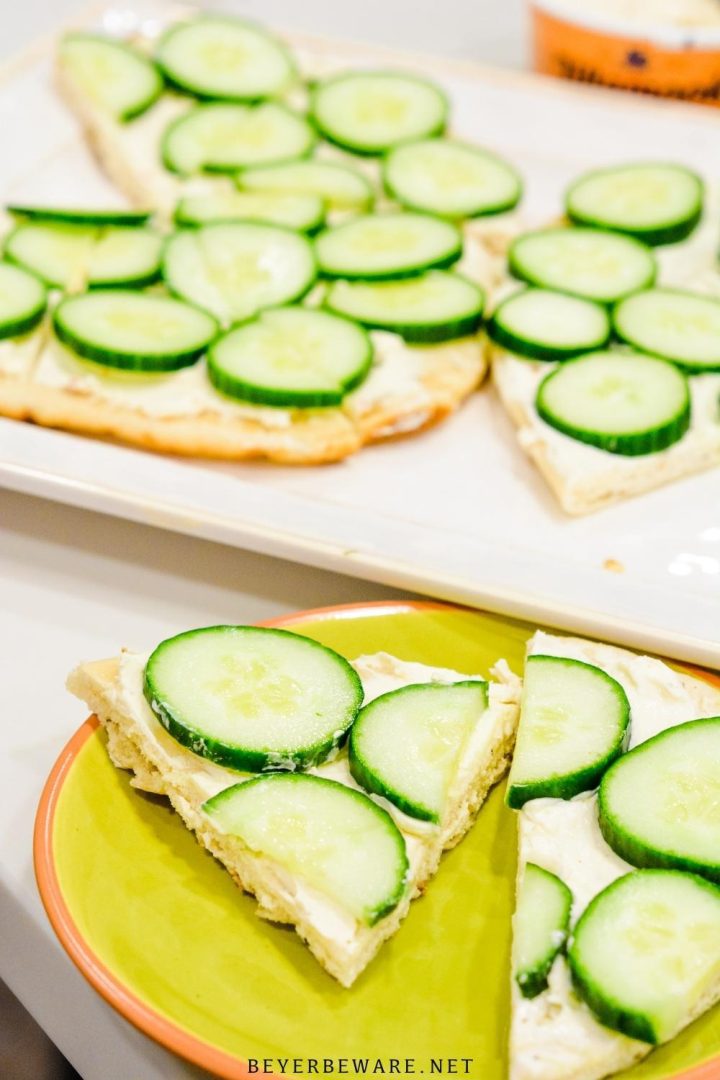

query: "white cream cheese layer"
(539, 0), (720, 29)
(31, 325), (483, 428)
(511, 631), (720, 1080)
(0, 325), (46, 377)
(112, 647), (515, 949)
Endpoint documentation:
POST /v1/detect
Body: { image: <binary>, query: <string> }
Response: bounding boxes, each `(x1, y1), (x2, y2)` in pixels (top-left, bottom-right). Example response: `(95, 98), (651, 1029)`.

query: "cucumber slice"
(568, 869), (720, 1044)
(238, 160), (373, 213)
(156, 16), (296, 102)
(384, 138), (521, 219)
(509, 227), (656, 304)
(536, 351), (691, 456)
(325, 271), (484, 343)
(311, 71), (448, 155)
(506, 654), (630, 809)
(208, 306), (372, 407)
(613, 288), (720, 373)
(598, 717), (720, 884)
(53, 291), (218, 372)
(58, 33), (163, 122)
(6, 205), (152, 227)
(488, 288), (611, 361)
(316, 212), (462, 281)
(514, 863), (573, 999)
(348, 680), (488, 823)
(203, 774), (408, 925)
(144, 625), (364, 771)
(174, 190), (324, 233)
(162, 222), (316, 325)
(5, 223), (163, 290)
(162, 102), (314, 176)
(0, 262), (47, 339)
(566, 163), (703, 247)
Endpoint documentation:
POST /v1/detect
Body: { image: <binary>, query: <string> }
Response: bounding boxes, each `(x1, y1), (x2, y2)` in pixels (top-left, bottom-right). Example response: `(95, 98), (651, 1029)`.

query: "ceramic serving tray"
(2, 4), (720, 666)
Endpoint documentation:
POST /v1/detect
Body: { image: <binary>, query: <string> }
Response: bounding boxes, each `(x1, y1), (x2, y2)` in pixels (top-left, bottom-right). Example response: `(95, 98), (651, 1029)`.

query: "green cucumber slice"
(384, 138), (521, 219)
(514, 863), (573, 999)
(613, 288), (720, 373)
(506, 654), (630, 809)
(5, 222), (163, 290)
(162, 222), (316, 325)
(488, 287), (610, 361)
(598, 717), (720, 884)
(53, 291), (218, 372)
(208, 306), (372, 407)
(0, 262), (47, 339)
(536, 351), (691, 456)
(316, 212), (462, 281)
(568, 869), (720, 1044)
(348, 680), (488, 823)
(58, 33), (163, 122)
(6, 205), (152, 226)
(566, 163), (703, 247)
(509, 227), (657, 304)
(203, 774), (408, 925)
(156, 16), (296, 102)
(144, 625), (363, 771)
(162, 102), (314, 176)
(238, 159), (373, 213)
(311, 71), (448, 155)
(325, 271), (483, 343)
(174, 190), (324, 232)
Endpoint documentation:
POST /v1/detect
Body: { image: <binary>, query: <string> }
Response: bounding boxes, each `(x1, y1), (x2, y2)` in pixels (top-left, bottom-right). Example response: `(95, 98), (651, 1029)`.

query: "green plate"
(34, 602), (720, 1079)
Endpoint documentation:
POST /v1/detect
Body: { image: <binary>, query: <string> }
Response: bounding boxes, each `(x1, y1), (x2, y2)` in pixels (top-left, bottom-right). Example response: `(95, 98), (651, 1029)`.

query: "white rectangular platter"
(1, 4), (720, 666)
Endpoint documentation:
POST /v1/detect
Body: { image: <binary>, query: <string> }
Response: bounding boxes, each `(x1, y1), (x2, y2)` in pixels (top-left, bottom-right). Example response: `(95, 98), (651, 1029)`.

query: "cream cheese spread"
(511, 631), (720, 1080)
(540, 0), (720, 29)
(31, 324), (482, 430)
(0, 325), (46, 378)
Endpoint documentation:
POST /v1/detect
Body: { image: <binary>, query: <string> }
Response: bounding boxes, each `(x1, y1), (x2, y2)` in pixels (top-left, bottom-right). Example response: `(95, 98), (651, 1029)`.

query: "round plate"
(35, 601), (720, 1079)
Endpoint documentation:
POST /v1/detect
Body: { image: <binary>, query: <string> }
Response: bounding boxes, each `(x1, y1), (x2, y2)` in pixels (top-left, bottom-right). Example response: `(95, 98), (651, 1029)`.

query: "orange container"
(531, 0), (720, 104)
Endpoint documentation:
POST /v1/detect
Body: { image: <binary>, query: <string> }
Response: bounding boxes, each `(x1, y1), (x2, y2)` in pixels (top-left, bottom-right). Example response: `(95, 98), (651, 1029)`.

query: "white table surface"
(0, 3), (526, 1077)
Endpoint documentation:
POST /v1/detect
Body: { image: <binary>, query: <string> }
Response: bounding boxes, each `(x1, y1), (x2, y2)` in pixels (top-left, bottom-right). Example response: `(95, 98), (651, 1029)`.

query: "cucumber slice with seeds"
(536, 351), (691, 456)
(311, 71), (448, 155)
(488, 288), (611, 361)
(316, 212), (462, 280)
(162, 102), (315, 175)
(509, 227), (656, 304)
(162, 222), (316, 325)
(5, 222), (163, 290)
(599, 717), (720, 883)
(0, 262), (46, 339)
(204, 774), (408, 925)
(208, 306), (372, 407)
(514, 863), (573, 999)
(174, 190), (324, 232)
(613, 288), (720, 373)
(58, 33), (163, 122)
(568, 870), (720, 1044)
(6, 205), (152, 227)
(325, 271), (484, 343)
(144, 625), (363, 771)
(156, 16), (296, 102)
(384, 138), (521, 219)
(53, 291), (218, 372)
(566, 163), (703, 247)
(238, 159), (373, 212)
(348, 680), (488, 823)
(506, 654), (630, 809)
